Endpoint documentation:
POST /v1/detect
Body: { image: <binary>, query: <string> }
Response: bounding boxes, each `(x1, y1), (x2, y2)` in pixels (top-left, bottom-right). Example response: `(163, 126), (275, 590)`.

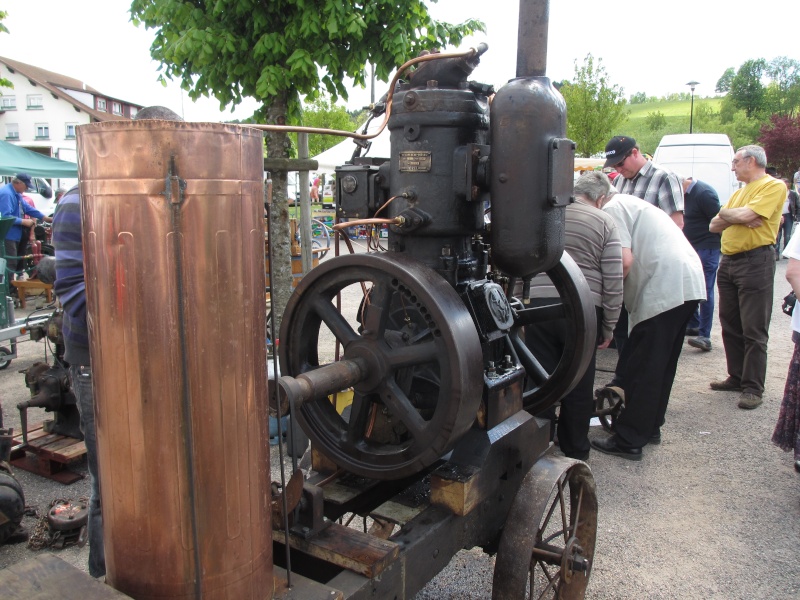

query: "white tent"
(313, 121), (391, 172)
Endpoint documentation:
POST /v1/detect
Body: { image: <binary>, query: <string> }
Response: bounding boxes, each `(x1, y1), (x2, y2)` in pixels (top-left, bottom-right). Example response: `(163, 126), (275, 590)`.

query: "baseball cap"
(604, 136), (636, 168)
(15, 173), (33, 189)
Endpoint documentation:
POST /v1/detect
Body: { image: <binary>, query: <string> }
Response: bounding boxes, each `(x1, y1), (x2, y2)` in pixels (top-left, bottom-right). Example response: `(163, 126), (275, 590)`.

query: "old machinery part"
(489, 76), (573, 279)
(0, 464), (25, 545)
(510, 253), (596, 415)
(46, 498), (89, 549)
(492, 456), (597, 600)
(279, 252), (483, 480)
(594, 386), (624, 433)
(0, 347), (11, 370)
(20, 361), (82, 440)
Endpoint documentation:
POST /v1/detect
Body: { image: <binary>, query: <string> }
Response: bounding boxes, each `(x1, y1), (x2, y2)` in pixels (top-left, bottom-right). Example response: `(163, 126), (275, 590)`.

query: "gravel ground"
(1, 255), (798, 599)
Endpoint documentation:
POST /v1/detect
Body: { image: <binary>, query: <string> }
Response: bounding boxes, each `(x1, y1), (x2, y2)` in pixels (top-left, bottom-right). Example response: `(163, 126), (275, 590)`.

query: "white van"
(653, 134), (740, 204)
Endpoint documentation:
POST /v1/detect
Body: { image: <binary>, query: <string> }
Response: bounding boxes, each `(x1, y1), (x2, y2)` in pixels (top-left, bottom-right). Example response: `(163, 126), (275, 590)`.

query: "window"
(6, 123), (19, 140)
(112, 101), (122, 115)
(1, 96), (16, 110)
(35, 123), (50, 139)
(65, 123), (77, 139)
(129, 107), (138, 119)
(26, 94), (43, 109)
(96, 98), (106, 111)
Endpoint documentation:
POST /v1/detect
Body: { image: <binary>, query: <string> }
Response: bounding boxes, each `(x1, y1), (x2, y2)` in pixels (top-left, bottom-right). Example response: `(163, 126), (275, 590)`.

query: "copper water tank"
(78, 121), (272, 599)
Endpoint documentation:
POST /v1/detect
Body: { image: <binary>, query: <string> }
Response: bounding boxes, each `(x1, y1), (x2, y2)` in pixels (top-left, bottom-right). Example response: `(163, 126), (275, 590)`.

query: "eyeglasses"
(732, 156), (751, 166)
(615, 151), (632, 168)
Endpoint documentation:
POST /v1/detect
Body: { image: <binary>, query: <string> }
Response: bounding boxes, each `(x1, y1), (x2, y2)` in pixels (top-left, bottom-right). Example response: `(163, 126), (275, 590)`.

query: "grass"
(617, 98), (724, 155)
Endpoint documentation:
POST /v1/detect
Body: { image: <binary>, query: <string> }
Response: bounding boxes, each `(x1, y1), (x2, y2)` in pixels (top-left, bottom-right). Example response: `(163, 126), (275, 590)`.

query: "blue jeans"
(69, 365), (106, 578)
(687, 248), (721, 338)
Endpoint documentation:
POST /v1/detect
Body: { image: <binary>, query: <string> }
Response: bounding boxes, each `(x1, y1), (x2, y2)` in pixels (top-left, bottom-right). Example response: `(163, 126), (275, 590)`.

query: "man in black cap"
(604, 136), (684, 228)
(0, 173), (52, 281)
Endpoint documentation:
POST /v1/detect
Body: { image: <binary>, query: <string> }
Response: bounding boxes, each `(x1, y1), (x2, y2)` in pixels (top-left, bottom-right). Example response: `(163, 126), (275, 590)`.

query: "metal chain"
(26, 496), (88, 550)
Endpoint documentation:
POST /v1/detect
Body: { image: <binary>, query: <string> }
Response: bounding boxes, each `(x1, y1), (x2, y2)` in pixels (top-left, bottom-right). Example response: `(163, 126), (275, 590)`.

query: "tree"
(645, 110), (666, 131)
(129, 0), (483, 331)
(728, 59), (767, 118)
(560, 54), (627, 157)
(758, 114), (800, 176)
(0, 11), (11, 88)
(629, 91), (647, 104)
(764, 56), (800, 118)
(715, 67), (735, 94)
(290, 97), (359, 158)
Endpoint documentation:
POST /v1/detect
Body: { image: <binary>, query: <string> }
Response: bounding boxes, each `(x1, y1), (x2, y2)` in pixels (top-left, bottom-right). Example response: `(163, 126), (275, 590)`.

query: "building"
(0, 56), (143, 166)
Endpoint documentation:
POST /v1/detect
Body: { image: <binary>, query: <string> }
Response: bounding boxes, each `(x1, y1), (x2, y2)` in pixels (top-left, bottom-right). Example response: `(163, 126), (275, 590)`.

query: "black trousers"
(614, 300), (699, 448)
(526, 303), (603, 458)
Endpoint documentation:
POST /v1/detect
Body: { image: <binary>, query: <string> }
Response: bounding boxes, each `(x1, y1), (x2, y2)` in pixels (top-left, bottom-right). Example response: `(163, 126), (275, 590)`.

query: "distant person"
(526, 176), (623, 460)
(54, 188), (67, 204)
(580, 173), (705, 460)
(793, 166), (800, 194)
(774, 178), (799, 259)
(0, 173), (52, 282)
(773, 227), (800, 473)
(681, 176), (722, 352)
(709, 145), (786, 410)
(766, 166), (779, 178)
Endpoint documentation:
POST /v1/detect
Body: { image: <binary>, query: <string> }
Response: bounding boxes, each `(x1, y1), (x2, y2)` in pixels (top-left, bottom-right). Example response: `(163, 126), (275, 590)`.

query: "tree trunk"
(265, 93), (293, 340)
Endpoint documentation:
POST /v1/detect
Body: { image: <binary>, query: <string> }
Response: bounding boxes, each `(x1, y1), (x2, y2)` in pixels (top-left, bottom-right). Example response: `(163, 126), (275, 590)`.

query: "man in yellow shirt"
(709, 145), (786, 409)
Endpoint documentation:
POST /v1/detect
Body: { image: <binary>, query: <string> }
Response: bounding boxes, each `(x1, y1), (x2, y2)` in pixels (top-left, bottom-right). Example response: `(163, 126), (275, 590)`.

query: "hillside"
(612, 97), (724, 155)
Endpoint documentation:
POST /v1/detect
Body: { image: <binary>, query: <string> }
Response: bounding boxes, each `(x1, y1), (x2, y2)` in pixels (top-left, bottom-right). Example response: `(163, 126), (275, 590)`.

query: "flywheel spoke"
(313, 296), (359, 346)
(386, 339), (438, 369)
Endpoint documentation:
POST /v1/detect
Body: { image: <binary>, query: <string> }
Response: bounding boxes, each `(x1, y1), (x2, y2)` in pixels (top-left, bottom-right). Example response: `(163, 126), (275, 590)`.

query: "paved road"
(1, 256), (798, 599)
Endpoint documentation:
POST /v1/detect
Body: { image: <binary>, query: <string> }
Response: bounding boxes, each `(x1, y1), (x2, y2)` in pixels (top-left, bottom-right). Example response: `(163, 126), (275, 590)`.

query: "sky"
(1, 0), (797, 122)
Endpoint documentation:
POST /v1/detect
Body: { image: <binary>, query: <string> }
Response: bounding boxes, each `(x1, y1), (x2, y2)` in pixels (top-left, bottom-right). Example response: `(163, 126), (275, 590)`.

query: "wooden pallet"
(9, 423), (86, 484)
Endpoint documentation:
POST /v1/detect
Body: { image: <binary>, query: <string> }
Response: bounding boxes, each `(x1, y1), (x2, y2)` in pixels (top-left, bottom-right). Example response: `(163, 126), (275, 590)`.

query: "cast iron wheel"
(594, 387), (624, 433)
(493, 456), (597, 600)
(279, 253), (484, 480)
(509, 252), (597, 415)
(0, 347), (11, 370)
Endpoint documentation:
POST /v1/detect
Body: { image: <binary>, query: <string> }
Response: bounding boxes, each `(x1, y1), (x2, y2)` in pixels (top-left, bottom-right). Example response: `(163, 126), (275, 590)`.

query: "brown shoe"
(737, 392), (763, 410)
(710, 377), (743, 392)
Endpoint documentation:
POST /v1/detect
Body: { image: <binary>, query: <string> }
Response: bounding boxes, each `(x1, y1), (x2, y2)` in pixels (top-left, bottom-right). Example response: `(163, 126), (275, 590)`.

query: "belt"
(724, 245), (772, 260)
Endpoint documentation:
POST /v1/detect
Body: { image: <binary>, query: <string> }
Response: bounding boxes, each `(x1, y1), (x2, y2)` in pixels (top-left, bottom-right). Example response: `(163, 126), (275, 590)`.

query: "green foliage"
(716, 68), (735, 94)
(728, 59), (768, 118)
(629, 91), (647, 104)
(645, 110), (667, 131)
(129, 0), (484, 120)
(617, 96), (760, 153)
(289, 97), (359, 157)
(764, 57), (800, 118)
(561, 54), (627, 157)
(0, 10), (11, 89)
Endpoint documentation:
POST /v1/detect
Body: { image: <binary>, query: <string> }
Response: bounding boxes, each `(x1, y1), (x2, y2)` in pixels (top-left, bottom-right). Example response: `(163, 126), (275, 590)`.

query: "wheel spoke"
(386, 339), (438, 369)
(346, 390), (375, 444)
(361, 282), (392, 338)
(313, 296), (359, 346)
(558, 480), (569, 544)
(382, 379), (427, 439)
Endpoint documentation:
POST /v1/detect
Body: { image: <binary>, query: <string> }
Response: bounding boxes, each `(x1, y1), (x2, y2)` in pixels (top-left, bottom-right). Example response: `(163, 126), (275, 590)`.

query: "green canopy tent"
(0, 140), (77, 178)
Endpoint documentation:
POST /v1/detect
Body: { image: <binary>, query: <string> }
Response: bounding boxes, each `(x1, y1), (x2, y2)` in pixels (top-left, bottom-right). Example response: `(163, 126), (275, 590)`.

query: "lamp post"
(686, 81), (699, 134)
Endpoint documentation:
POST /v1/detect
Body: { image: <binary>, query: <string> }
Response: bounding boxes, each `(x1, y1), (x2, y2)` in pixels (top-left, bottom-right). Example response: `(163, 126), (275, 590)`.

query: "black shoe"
(589, 435), (642, 461)
(685, 328), (699, 337)
(564, 450), (590, 461)
(795, 460), (800, 473)
(650, 430), (662, 445)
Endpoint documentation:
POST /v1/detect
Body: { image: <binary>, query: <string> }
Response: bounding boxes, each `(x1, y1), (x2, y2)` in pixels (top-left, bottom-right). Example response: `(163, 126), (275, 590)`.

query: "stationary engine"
(278, 43), (595, 481)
